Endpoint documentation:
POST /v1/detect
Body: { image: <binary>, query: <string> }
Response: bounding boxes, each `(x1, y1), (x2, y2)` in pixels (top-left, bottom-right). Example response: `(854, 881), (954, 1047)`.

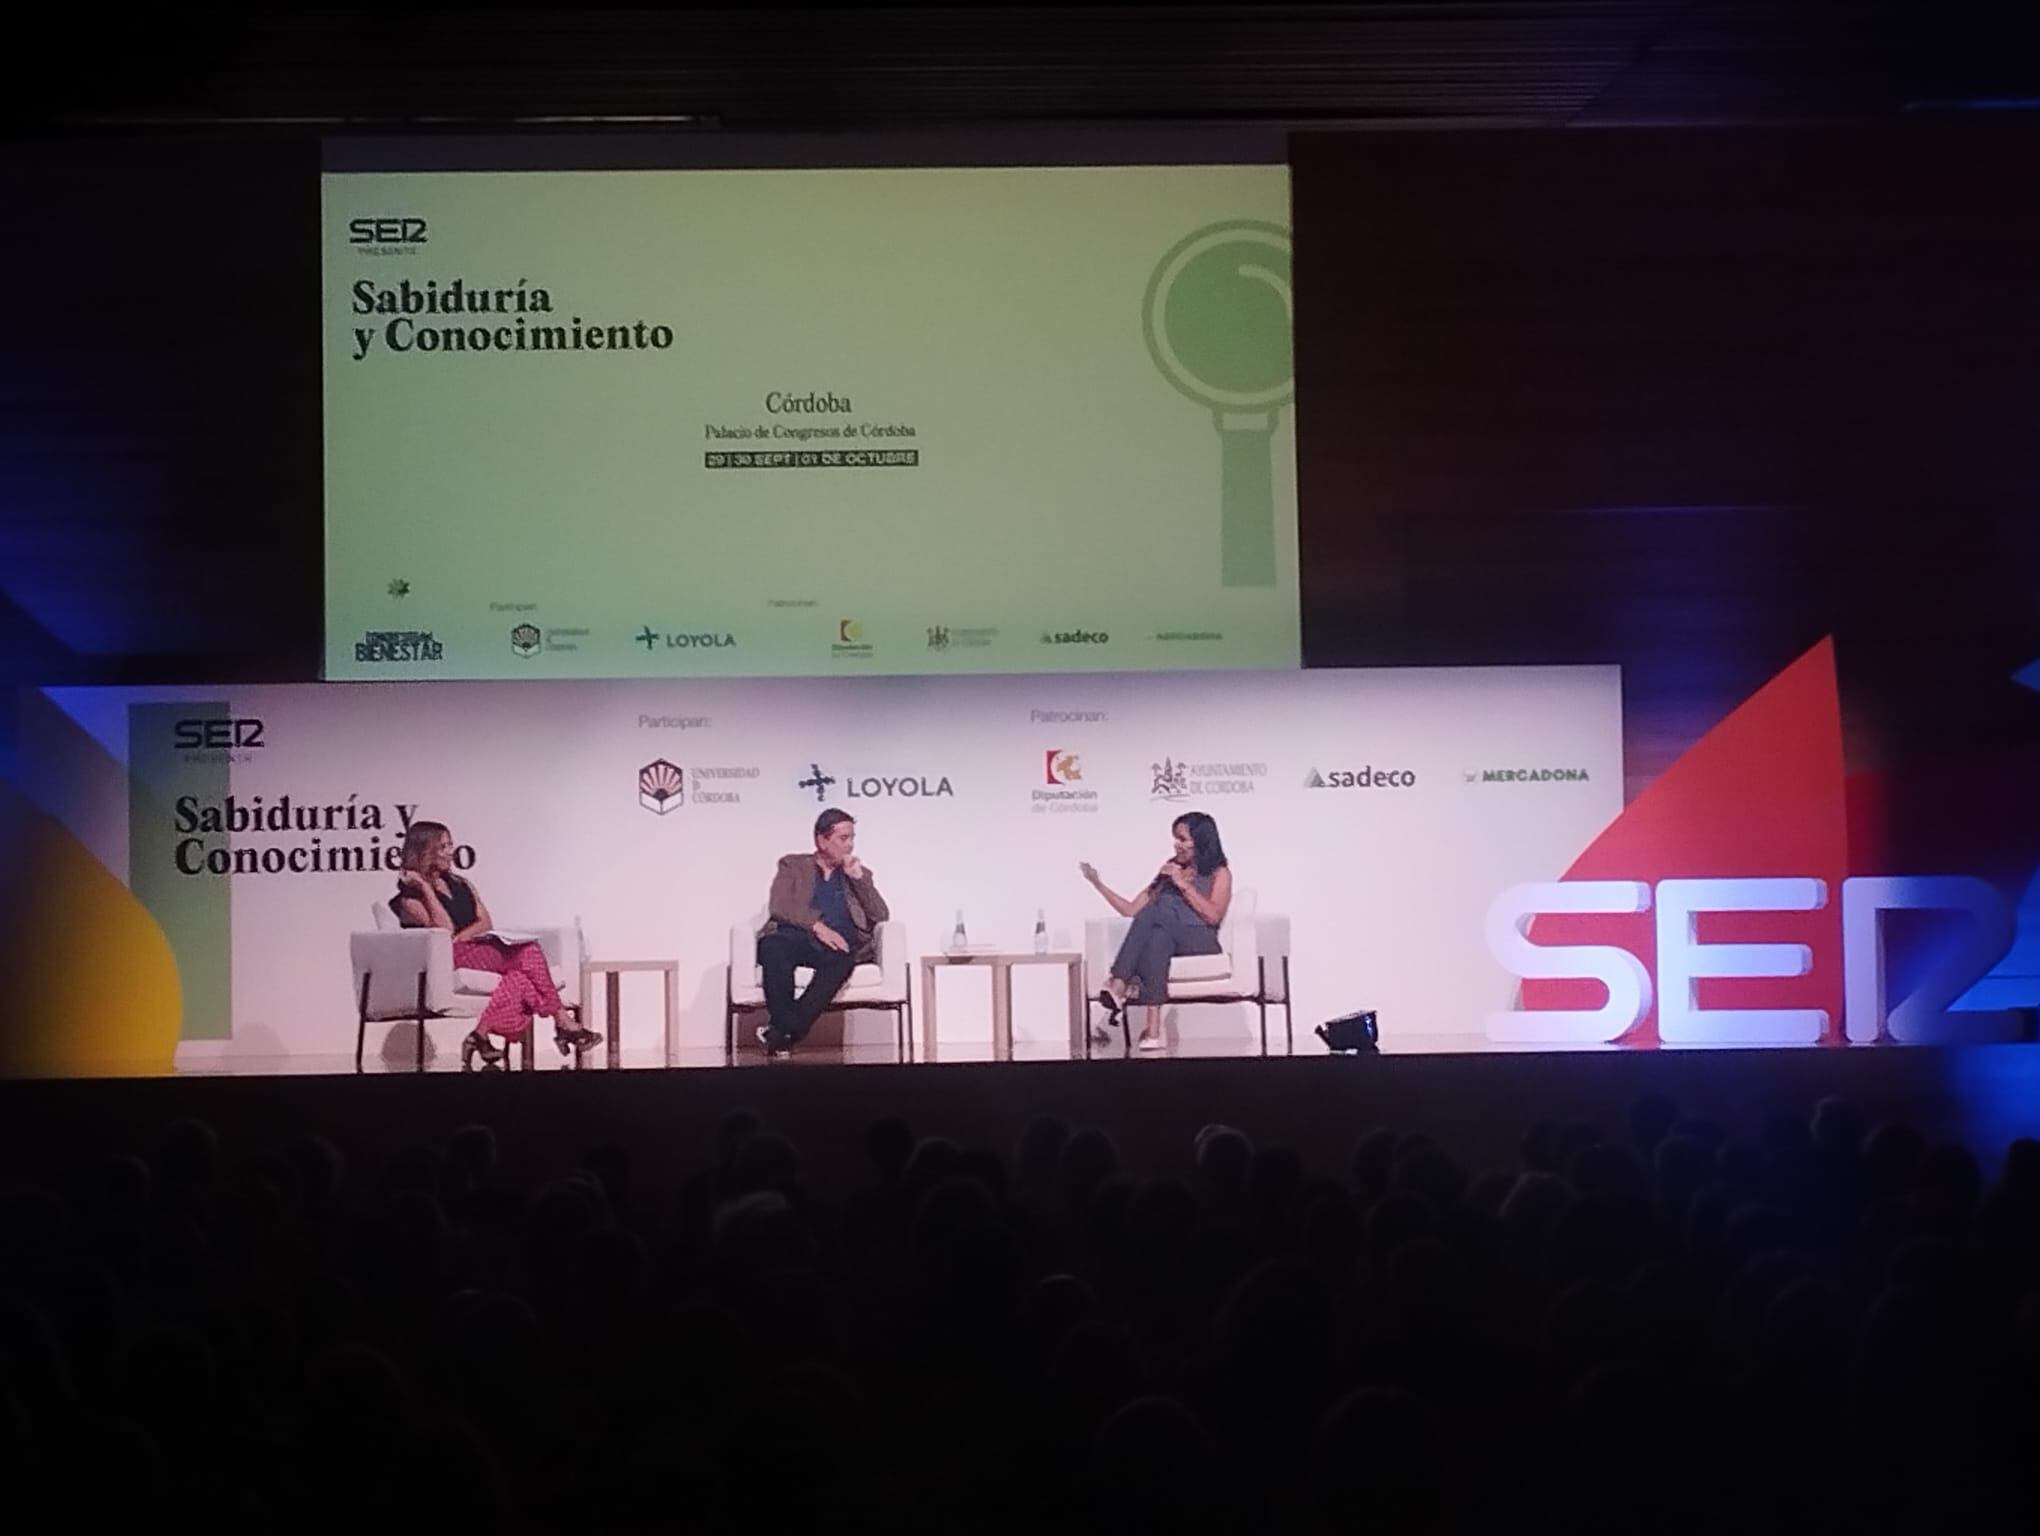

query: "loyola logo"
(637, 625), (735, 651)
(800, 761), (955, 801)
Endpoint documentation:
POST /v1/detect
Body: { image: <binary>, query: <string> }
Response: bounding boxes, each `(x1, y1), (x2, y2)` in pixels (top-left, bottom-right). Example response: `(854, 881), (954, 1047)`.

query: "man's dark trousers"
(757, 924), (858, 1043)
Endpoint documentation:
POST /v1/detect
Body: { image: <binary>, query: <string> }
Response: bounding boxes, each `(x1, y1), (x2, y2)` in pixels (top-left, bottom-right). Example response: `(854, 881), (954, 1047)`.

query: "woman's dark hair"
(1172, 812), (1228, 876)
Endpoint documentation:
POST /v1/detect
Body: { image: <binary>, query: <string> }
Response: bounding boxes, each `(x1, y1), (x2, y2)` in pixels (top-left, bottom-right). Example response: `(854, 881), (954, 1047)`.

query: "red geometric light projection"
(1521, 638), (1849, 1045)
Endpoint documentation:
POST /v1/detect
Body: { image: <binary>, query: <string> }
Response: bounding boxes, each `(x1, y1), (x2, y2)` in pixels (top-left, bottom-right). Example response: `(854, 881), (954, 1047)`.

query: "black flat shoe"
(460, 1031), (506, 1072)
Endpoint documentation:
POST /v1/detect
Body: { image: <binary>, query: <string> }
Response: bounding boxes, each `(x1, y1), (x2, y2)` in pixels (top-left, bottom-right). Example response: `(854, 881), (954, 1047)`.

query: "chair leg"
(1283, 959), (1294, 1056)
(357, 971), (372, 1073)
(414, 972), (428, 1072)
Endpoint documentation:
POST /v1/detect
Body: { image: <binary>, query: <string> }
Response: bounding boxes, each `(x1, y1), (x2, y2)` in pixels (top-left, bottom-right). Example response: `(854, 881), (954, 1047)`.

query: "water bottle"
(1033, 907), (1048, 955)
(951, 909), (968, 952)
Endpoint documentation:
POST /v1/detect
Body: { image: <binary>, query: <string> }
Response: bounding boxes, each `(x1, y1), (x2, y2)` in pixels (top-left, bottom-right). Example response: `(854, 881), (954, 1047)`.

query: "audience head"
(1195, 1123), (1254, 1192)
(1627, 1092), (1680, 1153)
(862, 1115), (913, 1182)
(1017, 1114), (1071, 1193)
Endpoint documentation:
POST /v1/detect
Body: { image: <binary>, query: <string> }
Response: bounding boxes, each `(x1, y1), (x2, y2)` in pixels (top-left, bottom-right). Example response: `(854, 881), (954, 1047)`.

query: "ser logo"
(174, 718), (265, 751)
(347, 217), (428, 246)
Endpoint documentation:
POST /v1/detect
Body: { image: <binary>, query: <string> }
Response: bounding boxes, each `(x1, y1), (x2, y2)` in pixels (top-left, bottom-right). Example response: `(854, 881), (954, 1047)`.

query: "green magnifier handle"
(1216, 410), (1277, 586)
(1144, 221), (1292, 589)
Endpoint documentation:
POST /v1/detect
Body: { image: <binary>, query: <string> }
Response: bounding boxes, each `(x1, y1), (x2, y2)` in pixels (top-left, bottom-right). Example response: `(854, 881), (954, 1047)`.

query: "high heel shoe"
(460, 1030), (506, 1072)
(1093, 990), (1130, 1050)
(552, 1004), (601, 1058)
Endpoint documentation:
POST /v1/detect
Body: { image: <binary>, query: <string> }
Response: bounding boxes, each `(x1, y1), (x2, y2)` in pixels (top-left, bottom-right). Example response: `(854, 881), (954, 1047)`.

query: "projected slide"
(321, 165), (1298, 679)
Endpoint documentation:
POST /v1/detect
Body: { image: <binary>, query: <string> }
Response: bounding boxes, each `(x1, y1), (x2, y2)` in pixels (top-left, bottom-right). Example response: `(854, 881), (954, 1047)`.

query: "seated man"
(755, 807), (890, 1055)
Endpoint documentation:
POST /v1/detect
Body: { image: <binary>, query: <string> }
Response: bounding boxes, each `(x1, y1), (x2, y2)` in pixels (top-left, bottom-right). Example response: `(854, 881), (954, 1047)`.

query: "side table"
(579, 958), (680, 1069)
(918, 951), (1084, 1062)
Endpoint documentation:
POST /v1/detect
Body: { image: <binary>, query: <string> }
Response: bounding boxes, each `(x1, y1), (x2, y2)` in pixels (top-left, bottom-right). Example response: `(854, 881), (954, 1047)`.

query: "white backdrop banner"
(27, 667), (1622, 1066)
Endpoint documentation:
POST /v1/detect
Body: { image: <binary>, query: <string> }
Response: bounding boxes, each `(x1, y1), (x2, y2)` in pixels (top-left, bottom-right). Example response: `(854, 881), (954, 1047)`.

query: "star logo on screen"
(387, 578), (410, 598)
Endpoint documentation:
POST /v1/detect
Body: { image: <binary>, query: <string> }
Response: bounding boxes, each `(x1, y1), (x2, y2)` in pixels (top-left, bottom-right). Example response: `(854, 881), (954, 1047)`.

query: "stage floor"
(14, 1042), (2033, 1217)
(171, 1031), (1640, 1077)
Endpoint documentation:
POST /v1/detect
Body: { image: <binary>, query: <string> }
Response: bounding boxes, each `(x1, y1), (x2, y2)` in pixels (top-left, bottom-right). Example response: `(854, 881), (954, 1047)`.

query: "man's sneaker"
(755, 1024), (788, 1056)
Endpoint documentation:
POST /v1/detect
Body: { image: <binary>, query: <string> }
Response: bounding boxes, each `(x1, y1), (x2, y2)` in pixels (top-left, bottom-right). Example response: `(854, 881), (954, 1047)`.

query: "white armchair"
(1082, 888), (1295, 1056)
(351, 905), (583, 1072)
(725, 913), (911, 1061)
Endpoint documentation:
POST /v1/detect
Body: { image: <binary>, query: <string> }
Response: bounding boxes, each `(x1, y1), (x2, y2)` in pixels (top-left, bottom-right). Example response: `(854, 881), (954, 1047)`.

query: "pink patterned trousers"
(453, 938), (564, 1040)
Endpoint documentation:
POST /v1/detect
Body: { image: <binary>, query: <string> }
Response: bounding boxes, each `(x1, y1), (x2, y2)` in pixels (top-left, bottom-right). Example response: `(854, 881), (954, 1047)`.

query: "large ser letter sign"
(1656, 877), (1826, 1046)
(1491, 875), (2016, 1046)
(1485, 881), (1653, 1044)
(1842, 876), (2020, 1044)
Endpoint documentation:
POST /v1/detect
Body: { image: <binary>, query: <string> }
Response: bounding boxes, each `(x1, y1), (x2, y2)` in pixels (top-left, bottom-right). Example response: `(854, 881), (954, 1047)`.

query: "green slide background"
(322, 165), (1298, 679)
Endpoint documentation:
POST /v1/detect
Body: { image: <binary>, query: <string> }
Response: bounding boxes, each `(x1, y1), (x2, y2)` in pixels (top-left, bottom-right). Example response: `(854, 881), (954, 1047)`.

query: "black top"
(390, 872), (478, 931)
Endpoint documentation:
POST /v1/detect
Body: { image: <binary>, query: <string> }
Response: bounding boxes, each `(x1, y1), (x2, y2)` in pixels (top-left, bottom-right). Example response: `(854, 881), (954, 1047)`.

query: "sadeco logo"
(347, 216), (428, 245)
(174, 718), (265, 751)
(1041, 629), (1109, 646)
(1305, 766), (1416, 789)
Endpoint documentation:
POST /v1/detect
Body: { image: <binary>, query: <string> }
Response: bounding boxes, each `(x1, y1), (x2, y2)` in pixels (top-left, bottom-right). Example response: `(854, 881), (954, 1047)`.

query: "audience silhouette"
(1, 1098), (2036, 1529)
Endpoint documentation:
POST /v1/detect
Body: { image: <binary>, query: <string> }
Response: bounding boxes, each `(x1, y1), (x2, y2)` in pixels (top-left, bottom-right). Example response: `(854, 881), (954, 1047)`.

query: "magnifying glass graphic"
(1142, 220), (1294, 587)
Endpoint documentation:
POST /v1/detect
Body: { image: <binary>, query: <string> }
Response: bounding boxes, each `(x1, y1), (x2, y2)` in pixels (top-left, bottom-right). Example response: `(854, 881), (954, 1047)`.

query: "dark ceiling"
(14, 3), (2040, 134)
